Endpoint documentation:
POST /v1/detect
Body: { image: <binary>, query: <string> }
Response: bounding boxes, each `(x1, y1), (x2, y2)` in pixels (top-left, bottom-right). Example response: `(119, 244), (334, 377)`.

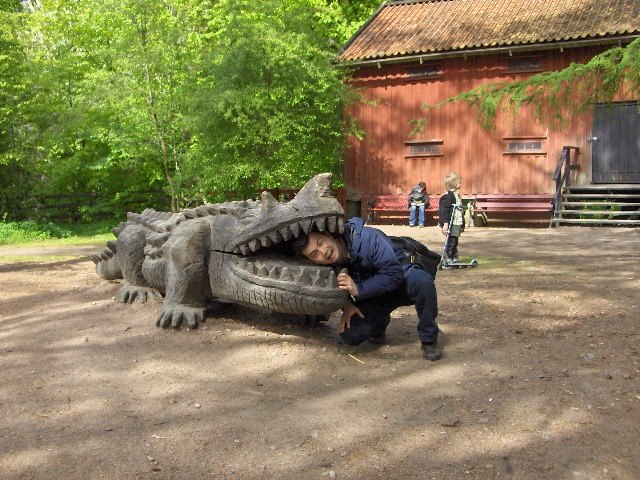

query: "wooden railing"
(551, 146), (580, 225)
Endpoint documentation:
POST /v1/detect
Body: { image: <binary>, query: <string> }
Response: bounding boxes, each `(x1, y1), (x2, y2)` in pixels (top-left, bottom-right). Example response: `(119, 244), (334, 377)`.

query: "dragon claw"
(116, 284), (162, 304)
(156, 305), (206, 329)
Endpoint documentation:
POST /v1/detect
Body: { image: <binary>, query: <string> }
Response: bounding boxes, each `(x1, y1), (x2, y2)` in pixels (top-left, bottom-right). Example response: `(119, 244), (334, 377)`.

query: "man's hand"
(337, 269), (358, 297)
(340, 302), (363, 333)
(441, 223), (449, 236)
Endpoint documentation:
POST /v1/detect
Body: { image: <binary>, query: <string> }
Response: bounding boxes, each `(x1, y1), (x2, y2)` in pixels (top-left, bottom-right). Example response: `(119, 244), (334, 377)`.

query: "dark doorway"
(592, 101), (640, 183)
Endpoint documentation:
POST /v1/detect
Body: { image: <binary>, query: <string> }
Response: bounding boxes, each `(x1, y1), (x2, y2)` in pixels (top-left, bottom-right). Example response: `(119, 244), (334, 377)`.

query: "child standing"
(438, 172), (464, 264)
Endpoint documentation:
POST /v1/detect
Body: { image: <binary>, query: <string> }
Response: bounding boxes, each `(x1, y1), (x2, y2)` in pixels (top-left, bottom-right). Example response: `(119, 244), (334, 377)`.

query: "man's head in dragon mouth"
(213, 173), (348, 300)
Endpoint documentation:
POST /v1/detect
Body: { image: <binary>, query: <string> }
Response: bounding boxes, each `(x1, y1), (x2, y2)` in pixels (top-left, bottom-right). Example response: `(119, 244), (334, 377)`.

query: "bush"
(0, 215), (72, 245)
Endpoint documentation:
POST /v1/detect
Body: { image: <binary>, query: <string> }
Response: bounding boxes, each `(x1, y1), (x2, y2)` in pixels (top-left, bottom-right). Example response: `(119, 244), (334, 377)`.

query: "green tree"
(20, 0), (204, 211)
(182, 0), (359, 200)
(0, 0), (37, 214)
(3, 0), (381, 218)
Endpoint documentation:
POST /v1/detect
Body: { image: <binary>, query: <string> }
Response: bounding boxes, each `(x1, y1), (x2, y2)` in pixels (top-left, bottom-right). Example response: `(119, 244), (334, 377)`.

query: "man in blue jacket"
(294, 217), (442, 361)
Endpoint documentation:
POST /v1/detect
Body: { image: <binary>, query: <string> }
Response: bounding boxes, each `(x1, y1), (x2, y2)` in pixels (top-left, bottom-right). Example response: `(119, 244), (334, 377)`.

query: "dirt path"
(1, 226), (639, 479)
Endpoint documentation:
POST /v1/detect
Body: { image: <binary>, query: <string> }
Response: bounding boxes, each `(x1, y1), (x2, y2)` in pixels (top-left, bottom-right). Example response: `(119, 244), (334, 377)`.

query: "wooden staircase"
(551, 184), (640, 226)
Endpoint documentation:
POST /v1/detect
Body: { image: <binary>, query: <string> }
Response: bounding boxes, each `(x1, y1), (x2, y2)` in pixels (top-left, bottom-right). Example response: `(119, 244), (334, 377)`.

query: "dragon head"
(209, 173), (349, 314)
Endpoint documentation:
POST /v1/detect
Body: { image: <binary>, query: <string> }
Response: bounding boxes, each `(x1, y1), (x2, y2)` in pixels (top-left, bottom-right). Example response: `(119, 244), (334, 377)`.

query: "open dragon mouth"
(227, 214), (345, 295)
(231, 215), (344, 256)
(232, 254), (340, 292)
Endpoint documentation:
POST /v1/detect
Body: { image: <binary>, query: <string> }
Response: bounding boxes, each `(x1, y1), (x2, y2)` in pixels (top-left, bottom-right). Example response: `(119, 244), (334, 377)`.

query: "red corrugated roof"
(338, 0), (640, 62)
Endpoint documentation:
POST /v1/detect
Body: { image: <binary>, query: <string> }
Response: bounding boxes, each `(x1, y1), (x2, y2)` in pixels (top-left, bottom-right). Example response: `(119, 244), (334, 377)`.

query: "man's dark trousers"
(340, 265), (439, 345)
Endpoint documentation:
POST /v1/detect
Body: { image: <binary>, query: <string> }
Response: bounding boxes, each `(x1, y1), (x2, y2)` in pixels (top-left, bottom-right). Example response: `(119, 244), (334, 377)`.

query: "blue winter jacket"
(343, 217), (404, 301)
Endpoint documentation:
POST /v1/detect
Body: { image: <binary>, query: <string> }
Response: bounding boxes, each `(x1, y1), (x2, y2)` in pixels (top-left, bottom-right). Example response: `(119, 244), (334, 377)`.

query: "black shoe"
(368, 334), (386, 345)
(421, 341), (443, 361)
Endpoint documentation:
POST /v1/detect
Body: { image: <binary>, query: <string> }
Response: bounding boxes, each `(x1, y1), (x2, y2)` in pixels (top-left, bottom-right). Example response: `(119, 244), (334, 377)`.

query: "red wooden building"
(337, 0), (640, 225)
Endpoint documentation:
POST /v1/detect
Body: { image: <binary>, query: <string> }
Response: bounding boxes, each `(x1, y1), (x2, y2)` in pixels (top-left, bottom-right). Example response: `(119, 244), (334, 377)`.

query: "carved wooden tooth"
(328, 271), (338, 288)
(248, 239), (260, 252)
(260, 236), (273, 248)
(338, 217), (345, 233)
(258, 265), (269, 277)
(290, 223), (301, 237)
(280, 267), (293, 282)
(268, 266), (280, 278)
(311, 271), (322, 285)
(314, 217), (326, 232)
(267, 231), (282, 243)
(297, 269), (312, 285)
(279, 226), (292, 241)
(300, 219), (312, 234)
(239, 244), (251, 255)
(327, 216), (337, 232)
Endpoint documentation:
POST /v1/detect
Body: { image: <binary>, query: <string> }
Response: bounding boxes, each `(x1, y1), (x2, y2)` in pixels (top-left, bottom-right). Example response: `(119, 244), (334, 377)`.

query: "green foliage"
(186, 0), (352, 199)
(0, 215), (116, 245)
(0, 0), (34, 206)
(2, 0), (380, 216)
(0, 214), (72, 244)
(424, 38), (640, 130)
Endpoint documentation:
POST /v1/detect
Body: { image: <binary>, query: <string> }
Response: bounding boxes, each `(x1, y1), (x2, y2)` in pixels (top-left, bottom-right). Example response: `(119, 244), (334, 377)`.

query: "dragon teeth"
(296, 270), (312, 285)
(279, 226), (293, 240)
(268, 266), (280, 278)
(260, 235), (273, 248)
(239, 244), (251, 255)
(300, 219), (312, 234)
(268, 231), (282, 243)
(314, 217), (326, 232)
(310, 271), (322, 286)
(327, 216), (337, 232)
(338, 217), (345, 233)
(280, 267), (293, 282)
(236, 260), (336, 288)
(328, 270), (338, 288)
(290, 223), (301, 237)
(248, 239), (260, 252)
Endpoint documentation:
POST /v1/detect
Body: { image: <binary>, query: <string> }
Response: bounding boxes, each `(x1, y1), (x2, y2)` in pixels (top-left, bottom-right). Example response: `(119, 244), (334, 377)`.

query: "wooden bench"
(471, 194), (554, 226)
(366, 194), (440, 225)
